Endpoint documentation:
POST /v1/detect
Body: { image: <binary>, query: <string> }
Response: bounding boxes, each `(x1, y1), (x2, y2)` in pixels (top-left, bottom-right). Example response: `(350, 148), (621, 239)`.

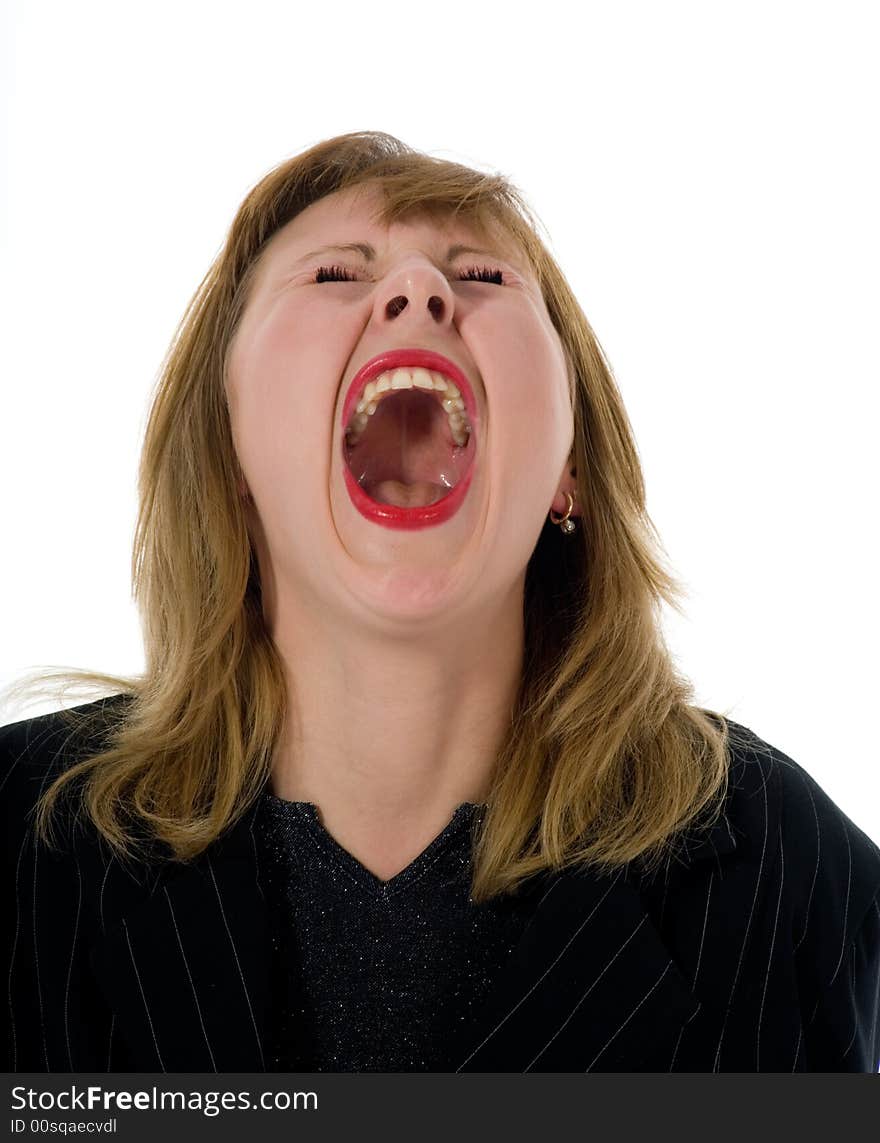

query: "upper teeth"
(346, 367), (472, 448)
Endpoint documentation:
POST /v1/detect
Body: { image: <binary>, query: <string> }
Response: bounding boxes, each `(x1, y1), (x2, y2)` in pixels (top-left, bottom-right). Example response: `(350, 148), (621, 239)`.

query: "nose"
(372, 256), (454, 327)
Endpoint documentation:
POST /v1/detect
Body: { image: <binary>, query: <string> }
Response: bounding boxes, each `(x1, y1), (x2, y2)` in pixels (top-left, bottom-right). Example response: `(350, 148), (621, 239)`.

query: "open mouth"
(341, 361), (478, 529)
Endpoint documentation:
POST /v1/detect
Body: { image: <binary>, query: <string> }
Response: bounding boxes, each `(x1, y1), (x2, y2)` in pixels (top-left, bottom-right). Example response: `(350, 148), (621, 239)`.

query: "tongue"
(345, 389), (467, 508)
(370, 479), (448, 508)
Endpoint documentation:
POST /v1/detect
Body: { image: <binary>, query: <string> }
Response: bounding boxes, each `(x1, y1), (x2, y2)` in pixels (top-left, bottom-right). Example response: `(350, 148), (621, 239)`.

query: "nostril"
(384, 296), (445, 320)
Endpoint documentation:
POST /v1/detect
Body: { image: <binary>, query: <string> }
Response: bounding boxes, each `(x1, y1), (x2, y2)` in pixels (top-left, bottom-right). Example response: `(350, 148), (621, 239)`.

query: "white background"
(2, 1), (877, 842)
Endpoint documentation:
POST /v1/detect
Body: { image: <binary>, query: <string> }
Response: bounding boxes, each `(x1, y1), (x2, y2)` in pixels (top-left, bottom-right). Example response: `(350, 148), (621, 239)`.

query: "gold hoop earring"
(549, 490), (577, 534)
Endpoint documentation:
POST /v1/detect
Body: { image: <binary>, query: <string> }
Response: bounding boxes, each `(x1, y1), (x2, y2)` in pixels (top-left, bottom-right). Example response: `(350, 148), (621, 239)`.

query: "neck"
(266, 581), (524, 839)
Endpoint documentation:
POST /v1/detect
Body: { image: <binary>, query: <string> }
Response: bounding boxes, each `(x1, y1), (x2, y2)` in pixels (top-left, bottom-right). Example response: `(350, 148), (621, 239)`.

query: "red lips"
(340, 347), (479, 531)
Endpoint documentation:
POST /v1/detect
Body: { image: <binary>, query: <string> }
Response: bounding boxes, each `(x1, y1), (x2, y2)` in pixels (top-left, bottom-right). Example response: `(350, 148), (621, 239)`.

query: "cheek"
(490, 318), (573, 471)
(226, 304), (355, 484)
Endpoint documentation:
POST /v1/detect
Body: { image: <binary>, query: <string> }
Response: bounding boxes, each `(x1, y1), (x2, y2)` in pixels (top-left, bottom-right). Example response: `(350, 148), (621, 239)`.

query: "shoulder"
(720, 718), (880, 971)
(722, 718), (880, 885)
(0, 693), (134, 852)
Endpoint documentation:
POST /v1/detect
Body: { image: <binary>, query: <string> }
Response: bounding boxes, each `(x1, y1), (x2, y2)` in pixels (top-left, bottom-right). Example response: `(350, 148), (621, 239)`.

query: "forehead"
(257, 183), (529, 273)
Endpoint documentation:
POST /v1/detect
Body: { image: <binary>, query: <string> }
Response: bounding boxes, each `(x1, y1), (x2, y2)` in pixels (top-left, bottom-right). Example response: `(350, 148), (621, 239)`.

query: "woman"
(3, 131), (879, 1073)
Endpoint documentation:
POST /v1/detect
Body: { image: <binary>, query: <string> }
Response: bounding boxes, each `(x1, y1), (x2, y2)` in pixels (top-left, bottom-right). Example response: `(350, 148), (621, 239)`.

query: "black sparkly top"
(253, 792), (539, 1072)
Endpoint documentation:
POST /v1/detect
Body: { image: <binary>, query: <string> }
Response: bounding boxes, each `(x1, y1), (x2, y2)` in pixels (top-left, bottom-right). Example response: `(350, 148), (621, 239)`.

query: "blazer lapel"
(90, 808), (270, 1073)
(90, 794), (738, 1073)
(448, 811), (739, 1073)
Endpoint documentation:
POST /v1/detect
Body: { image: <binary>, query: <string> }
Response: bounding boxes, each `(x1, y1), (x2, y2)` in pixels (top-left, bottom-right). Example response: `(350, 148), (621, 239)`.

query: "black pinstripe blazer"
(4, 695), (880, 1073)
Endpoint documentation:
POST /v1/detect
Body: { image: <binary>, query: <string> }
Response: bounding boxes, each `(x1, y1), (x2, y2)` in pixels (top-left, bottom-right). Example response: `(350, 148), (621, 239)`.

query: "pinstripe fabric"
(4, 695), (880, 1072)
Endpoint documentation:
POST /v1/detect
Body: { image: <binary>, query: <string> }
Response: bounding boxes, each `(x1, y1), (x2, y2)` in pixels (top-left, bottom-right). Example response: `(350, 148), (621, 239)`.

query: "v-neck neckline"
(260, 793), (485, 895)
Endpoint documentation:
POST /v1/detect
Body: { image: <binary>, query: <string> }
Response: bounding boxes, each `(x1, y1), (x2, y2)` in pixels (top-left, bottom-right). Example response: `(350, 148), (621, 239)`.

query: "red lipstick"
(340, 348), (479, 531)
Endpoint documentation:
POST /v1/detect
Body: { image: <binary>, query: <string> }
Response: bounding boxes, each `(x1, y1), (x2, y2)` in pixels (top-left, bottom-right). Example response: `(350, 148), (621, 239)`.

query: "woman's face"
(226, 183), (574, 629)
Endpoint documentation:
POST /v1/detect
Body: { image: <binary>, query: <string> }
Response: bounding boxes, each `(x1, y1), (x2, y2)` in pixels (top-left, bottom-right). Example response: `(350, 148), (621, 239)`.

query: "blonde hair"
(7, 131), (743, 902)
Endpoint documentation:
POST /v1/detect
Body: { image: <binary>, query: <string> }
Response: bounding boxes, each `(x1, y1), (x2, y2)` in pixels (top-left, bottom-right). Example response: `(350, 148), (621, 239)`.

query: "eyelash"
(313, 264), (505, 285)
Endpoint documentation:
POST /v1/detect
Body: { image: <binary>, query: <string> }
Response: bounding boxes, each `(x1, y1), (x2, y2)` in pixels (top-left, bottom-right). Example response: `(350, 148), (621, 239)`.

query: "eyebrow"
(293, 241), (522, 270)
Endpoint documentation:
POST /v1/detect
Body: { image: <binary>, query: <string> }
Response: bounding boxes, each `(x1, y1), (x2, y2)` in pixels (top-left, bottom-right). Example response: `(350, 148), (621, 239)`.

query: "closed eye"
(458, 265), (504, 284)
(313, 264), (506, 285)
(314, 264), (359, 283)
